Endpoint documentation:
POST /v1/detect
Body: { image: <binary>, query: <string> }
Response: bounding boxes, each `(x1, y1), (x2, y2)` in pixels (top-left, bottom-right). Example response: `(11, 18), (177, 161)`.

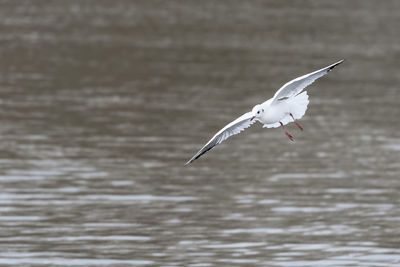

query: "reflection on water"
(0, 0), (399, 266)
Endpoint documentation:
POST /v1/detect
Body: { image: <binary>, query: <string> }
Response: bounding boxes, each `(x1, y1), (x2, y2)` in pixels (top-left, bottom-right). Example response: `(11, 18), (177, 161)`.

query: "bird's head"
(251, 104), (264, 121)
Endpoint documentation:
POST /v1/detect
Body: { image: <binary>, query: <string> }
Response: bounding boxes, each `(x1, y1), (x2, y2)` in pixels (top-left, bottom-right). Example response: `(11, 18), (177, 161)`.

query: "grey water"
(0, 0), (399, 266)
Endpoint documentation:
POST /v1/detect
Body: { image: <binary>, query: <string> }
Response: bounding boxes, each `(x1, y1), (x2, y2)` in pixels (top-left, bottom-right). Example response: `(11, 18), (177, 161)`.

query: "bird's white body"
(259, 99), (280, 124)
(186, 60), (343, 165)
(259, 91), (309, 128)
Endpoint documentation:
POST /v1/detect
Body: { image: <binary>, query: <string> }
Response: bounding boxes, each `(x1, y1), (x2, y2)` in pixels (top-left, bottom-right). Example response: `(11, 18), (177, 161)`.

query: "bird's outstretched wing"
(185, 112), (255, 165)
(271, 60), (344, 104)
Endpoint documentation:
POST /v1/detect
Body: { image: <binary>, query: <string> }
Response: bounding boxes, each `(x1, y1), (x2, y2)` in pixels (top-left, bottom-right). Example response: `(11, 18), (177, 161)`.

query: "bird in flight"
(185, 60), (344, 165)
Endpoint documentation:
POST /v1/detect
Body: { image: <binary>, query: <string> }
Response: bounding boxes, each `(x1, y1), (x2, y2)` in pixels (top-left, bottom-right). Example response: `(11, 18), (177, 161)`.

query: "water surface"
(0, 0), (399, 266)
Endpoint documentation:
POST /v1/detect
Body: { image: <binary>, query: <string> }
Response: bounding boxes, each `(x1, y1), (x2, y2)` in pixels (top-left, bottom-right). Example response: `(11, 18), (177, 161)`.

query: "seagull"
(185, 60), (344, 165)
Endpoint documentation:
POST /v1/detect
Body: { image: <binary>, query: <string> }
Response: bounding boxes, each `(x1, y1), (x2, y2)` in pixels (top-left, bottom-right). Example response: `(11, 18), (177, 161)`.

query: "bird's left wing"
(185, 112), (255, 165)
(271, 60), (344, 105)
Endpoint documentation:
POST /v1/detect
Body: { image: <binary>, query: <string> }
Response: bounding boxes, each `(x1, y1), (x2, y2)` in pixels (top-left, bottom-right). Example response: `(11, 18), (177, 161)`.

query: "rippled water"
(0, 0), (399, 266)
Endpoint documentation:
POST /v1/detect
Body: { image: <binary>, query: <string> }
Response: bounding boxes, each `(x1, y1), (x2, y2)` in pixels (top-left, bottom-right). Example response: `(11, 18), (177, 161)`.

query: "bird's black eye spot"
(257, 111), (260, 114)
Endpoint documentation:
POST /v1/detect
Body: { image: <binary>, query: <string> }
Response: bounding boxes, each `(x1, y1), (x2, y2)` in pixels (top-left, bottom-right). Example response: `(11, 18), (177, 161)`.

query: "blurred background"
(0, 0), (399, 266)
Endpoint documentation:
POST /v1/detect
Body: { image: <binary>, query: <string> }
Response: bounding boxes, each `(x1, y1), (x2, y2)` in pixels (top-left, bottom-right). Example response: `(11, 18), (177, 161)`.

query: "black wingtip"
(328, 59), (345, 71)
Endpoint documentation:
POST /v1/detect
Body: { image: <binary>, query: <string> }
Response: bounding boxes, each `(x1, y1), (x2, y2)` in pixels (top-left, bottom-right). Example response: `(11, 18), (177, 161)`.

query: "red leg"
(290, 113), (303, 131)
(280, 122), (294, 141)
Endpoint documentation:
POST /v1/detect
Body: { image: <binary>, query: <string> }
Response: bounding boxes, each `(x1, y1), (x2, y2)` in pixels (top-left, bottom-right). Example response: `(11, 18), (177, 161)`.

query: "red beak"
(250, 116), (255, 121)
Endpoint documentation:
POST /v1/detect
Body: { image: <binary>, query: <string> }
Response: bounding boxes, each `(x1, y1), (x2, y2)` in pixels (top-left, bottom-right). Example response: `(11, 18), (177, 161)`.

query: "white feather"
(271, 60), (343, 105)
(185, 112), (256, 165)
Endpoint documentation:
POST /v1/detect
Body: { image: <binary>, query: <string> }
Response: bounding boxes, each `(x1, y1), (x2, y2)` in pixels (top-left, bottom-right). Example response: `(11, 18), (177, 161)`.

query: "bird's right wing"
(271, 60), (344, 105)
(185, 112), (255, 165)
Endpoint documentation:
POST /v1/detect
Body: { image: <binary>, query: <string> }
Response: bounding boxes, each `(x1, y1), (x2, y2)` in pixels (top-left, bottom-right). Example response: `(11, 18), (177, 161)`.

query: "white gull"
(186, 60), (344, 165)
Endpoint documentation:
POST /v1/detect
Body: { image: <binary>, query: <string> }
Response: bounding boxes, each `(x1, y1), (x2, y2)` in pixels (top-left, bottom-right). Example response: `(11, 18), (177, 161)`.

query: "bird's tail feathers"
(289, 91), (309, 120)
(262, 91), (309, 128)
